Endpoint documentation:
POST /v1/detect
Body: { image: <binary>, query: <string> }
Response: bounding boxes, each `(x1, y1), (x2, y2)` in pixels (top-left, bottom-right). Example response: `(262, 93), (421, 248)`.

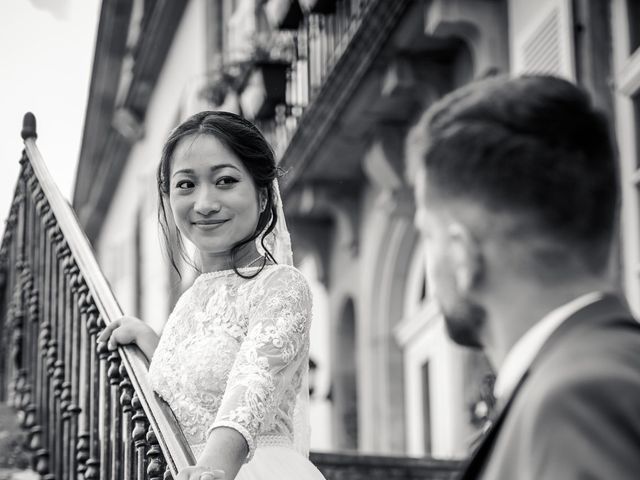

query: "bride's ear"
(258, 188), (268, 213)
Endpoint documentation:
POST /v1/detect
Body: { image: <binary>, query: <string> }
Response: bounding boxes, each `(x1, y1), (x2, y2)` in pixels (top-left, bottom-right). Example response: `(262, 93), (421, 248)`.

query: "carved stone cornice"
(424, 0), (508, 77)
(73, 0), (133, 212)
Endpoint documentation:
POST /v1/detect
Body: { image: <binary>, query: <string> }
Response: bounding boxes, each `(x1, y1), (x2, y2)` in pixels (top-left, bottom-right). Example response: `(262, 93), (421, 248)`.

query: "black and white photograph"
(1, 1), (640, 479)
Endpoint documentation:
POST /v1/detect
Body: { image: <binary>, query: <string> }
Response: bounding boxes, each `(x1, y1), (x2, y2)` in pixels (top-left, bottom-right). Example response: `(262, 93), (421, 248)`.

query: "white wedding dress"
(148, 264), (326, 479)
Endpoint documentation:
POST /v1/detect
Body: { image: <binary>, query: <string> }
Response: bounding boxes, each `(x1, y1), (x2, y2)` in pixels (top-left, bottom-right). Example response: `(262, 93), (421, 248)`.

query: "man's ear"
(447, 222), (484, 293)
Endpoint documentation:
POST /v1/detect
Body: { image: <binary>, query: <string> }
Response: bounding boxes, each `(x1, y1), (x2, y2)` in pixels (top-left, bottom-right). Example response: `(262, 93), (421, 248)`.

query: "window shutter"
(512, 0), (575, 80)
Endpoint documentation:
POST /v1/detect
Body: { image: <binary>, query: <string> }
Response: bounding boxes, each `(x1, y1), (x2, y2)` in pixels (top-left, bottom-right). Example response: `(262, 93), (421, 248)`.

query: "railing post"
(35, 204), (53, 479)
(10, 156), (27, 413)
(132, 393), (149, 480)
(76, 278), (91, 477)
(85, 304), (101, 480)
(66, 260), (83, 478)
(147, 425), (166, 480)
(119, 363), (134, 480)
(108, 349), (122, 479)
(26, 180), (44, 466)
(0, 240), (7, 402)
(98, 329), (112, 480)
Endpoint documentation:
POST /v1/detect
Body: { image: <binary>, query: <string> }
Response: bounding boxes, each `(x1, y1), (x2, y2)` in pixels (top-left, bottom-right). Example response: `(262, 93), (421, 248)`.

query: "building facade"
(74, 0), (637, 460)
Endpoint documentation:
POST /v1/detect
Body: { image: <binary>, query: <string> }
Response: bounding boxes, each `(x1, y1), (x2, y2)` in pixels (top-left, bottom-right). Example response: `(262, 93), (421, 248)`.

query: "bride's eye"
(175, 180), (194, 190)
(216, 176), (238, 187)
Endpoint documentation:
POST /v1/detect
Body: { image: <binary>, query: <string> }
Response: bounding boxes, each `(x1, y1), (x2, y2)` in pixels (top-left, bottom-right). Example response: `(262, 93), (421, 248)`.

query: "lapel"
(457, 370), (528, 479)
(457, 293), (631, 480)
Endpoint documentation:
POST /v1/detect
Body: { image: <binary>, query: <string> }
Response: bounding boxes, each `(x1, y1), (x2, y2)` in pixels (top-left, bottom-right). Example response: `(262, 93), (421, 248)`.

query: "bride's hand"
(96, 316), (159, 361)
(175, 466), (225, 480)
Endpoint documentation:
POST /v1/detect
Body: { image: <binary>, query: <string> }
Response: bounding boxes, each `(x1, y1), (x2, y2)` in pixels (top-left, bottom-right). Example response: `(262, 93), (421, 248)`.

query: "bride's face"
(168, 133), (264, 256)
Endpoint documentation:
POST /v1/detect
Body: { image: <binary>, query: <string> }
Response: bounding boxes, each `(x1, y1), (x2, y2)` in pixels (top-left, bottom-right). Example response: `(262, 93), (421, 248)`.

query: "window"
(421, 361), (432, 454)
(613, 0), (640, 314)
(395, 242), (468, 458)
(627, 0), (640, 54)
(403, 242), (428, 318)
(512, 0), (575, 80)
(634, 93), (640, 170)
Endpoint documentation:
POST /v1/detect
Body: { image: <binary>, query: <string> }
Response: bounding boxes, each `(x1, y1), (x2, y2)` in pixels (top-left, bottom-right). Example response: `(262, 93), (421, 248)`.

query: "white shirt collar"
(493, 291), (604, 401)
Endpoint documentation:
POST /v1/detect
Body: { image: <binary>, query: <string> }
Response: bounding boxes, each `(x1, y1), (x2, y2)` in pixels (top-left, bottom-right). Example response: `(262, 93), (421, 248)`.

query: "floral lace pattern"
(148, 265), (312, 462)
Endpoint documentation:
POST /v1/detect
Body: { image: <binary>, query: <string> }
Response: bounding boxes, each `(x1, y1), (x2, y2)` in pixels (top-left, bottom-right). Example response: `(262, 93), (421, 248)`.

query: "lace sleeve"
(208, 267), (312, 462)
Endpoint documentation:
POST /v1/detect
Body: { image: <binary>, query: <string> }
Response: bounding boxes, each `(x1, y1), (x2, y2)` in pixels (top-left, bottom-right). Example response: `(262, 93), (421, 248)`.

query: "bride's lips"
(192, 219), (229, 230)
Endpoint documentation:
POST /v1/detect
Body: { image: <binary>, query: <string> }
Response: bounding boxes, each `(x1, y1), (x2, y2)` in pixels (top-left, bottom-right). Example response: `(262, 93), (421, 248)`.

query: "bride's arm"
(175, 427), (245, 479)
(193, 427), (247, 479)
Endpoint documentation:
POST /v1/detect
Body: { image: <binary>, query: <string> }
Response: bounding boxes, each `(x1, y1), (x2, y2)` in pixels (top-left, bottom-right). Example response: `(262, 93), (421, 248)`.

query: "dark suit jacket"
(459, 295), (640, 480)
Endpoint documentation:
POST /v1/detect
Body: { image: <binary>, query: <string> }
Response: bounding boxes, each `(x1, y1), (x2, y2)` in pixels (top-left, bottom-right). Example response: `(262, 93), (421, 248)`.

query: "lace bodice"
(148, 264), (312, 461)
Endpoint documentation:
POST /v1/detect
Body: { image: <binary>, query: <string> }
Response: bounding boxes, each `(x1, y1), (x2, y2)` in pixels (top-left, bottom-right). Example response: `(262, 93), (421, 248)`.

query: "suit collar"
(458, 293), (630, 479)
(494, 292), (604, 401)
(530, 292), (629, 370)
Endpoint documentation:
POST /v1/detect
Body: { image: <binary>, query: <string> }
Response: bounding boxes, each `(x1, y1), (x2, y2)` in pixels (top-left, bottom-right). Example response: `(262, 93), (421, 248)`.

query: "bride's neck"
(199, 243), (262, 273)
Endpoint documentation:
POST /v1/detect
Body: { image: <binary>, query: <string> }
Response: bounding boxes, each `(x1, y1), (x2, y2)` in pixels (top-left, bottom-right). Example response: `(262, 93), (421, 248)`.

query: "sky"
(0, 0), (101, 236)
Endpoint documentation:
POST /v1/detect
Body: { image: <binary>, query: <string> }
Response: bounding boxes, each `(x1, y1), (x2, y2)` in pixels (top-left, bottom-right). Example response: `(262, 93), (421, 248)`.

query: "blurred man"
(407, 75), (640, 479)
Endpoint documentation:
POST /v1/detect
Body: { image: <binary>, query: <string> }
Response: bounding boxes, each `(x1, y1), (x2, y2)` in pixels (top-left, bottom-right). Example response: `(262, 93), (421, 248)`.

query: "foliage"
(0, 404), (30, 470)
(200, 31), (294, 107)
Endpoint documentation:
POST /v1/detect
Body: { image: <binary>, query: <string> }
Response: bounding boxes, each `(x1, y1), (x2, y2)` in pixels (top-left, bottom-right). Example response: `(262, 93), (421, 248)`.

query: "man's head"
(407, 75), (618, 348)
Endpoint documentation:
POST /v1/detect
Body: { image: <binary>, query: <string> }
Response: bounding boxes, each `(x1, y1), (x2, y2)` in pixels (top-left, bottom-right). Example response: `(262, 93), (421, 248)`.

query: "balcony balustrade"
(255, 0), (375, 158)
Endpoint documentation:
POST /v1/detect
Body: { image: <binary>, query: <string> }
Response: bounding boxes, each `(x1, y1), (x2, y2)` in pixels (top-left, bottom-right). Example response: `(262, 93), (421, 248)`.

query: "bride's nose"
(193, 185), (222, 215)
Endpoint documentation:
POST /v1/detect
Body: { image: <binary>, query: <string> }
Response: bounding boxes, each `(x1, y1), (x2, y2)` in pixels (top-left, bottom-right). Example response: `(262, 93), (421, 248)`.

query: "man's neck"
(481, 276), (609, 371)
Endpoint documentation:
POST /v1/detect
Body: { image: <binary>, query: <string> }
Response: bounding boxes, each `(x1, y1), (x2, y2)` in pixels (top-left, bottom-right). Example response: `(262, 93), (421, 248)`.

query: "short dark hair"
(408, 75), (618, 273)
(157, 111), (280, 278)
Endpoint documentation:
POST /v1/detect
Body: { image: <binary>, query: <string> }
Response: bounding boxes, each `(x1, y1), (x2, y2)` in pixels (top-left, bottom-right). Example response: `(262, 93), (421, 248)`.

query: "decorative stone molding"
(363, 126), (405, 193)
(364, 125), (417, 220)
(295, 183), (360, 256)
(424, 0), (509, 77)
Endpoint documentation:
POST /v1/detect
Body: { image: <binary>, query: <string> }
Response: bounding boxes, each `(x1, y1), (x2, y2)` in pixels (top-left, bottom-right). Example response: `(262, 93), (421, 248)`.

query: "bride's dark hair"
(157, 111), (279, 278)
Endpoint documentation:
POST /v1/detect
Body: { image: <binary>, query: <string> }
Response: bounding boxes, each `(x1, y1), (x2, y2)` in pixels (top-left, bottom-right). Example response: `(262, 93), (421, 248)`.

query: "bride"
(97, 111), (326, 480)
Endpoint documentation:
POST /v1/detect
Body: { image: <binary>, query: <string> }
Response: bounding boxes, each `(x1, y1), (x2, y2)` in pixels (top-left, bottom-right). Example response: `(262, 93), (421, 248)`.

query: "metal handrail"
(18, 112), (195, 476)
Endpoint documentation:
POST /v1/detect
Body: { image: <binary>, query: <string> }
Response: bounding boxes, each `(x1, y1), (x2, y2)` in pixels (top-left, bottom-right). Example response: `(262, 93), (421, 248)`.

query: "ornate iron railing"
(0, 113), (195, 479)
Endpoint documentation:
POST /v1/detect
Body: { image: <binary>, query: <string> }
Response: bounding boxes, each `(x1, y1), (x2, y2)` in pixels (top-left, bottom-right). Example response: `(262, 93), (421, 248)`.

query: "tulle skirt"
(235, 446), (326, 480)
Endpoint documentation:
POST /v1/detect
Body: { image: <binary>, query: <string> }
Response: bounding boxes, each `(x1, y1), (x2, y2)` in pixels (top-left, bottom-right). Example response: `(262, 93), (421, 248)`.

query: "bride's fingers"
(96, 319), (120, 343)
(176, 468), (225, 480)
(200, 472), (225, 480)
(107, 332), (119, 350)
(107, 327), (130, 350)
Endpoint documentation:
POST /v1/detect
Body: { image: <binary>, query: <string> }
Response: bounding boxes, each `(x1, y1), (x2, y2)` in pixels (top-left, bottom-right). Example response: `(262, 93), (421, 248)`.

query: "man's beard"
(441, 298), (486, 349)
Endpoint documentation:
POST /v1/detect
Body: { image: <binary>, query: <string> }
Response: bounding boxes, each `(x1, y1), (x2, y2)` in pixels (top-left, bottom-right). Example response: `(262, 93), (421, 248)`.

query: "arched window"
(403, 241), (428, 318)
(395, 241), (468, 459)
